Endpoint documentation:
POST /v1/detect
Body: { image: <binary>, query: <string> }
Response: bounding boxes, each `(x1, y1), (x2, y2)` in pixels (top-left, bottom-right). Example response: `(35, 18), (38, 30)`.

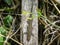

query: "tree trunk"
(21, 0), (38, 45)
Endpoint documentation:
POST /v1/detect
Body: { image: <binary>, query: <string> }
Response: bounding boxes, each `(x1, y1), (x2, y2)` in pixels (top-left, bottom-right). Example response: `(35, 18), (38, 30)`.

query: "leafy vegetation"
(0, 26), (6, 45)
(3, 15), (13, 27)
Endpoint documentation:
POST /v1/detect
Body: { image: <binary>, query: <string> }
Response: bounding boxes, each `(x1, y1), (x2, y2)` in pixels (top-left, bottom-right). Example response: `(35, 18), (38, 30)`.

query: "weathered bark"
(21, 0), (38, 45)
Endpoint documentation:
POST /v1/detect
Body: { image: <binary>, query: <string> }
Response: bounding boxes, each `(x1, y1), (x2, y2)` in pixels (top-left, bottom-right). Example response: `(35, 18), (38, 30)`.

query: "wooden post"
(21, 0), (38, 45)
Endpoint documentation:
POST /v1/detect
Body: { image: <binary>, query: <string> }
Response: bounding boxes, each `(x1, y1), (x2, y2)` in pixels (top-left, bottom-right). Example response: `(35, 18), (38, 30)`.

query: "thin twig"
(50, 0), (60, 14)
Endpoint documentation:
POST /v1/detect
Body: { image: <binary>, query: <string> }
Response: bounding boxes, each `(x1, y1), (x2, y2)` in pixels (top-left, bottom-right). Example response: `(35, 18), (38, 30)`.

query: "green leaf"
(0, 26), (6, 44)
(0, 36), (4, 42)
(3, 0), (13, 5)
(0, 26), (6, 35)
(4, 15), (13, 27)
(0, 36), (4, 45)
(0, 42), (3, 45)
